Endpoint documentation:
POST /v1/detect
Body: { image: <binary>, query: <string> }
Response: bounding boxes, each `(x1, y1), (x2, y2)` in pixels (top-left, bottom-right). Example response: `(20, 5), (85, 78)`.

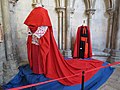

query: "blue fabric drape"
(3, 62), (114, 90)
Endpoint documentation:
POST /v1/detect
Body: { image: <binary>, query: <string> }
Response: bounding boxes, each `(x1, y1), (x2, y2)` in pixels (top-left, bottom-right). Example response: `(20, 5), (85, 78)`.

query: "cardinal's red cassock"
(24, 7), (103, 86)
(73, 26), (92, 59)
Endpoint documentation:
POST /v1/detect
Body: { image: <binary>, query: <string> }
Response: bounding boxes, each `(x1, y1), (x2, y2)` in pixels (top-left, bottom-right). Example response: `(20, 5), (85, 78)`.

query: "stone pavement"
(99, 67), (120, 90)
(2, 62), (120, 90)
(93, 49), (120, 90)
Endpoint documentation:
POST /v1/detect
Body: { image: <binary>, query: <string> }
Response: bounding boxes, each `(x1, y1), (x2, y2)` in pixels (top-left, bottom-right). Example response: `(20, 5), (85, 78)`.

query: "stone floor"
(0, 66), (119, 90)
(99, 66), (120, 90)
(93, 49), (120, 90)
(0, 68), (120, 90)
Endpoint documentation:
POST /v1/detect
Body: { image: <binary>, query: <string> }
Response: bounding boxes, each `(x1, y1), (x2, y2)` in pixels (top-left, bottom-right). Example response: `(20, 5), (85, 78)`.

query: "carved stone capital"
(86, 8), (96, 19)
(86, 8), (96, 15)
(55, 7), (66, 13)
(106, 8), (114, 16)
(84, 0), (96, 10)
(32, 3), (36, 7)
(9, 0), (19, 6)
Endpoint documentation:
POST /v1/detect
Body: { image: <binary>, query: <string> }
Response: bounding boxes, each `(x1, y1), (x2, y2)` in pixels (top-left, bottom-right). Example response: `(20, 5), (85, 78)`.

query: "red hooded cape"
(24, 7), (103, 85)
(73, 26), (92, 58)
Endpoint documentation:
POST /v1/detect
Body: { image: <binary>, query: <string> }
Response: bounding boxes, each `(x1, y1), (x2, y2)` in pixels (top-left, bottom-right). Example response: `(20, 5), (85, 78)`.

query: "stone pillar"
(1, 0), (14, 61)
(104, 9), (114, 53)
(84, 0), (96, 58)
(104, 0), (114, 53)
(0, 0), (5, 84)
(107, 0), (120, 63)
(1, 0), (18, 83)
(111, 0), (119, 50)
(84, 0), (96, 27)
(116, 2), (120, 50)
(64, 0), (76, 57)
(86, 9), (96, 27)
(55, 0), (66, 54)
(56, 7), (65, 51)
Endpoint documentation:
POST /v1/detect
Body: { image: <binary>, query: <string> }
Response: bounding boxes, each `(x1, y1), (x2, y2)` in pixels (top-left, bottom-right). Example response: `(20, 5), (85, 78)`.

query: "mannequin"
(73, 20), (92, 59)
(24, 7), (103, 85)
(35, 3), (44, 7)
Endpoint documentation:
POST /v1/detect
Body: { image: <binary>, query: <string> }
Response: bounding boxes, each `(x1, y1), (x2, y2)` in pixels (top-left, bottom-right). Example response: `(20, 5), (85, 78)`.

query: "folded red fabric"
(24, 7), (103, 85)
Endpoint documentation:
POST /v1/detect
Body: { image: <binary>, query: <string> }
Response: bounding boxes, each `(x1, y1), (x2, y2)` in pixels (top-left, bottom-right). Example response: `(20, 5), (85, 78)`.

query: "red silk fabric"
(25, 7), (103, 85)
(73, 26), (92, 58)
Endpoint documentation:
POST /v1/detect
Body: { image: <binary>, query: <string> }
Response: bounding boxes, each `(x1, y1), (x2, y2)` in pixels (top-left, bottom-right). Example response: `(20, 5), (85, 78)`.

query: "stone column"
(84, 0), (96, 56)
(107, 0), (120, 63)
(1, 0), (14, 61)
(56, 7), (65, 51)
(0, 0), (5, 84)
(116, 2), (120, 50)
(111, 0), (119, 50)
(1, 0), (18, 83)
(86, 9), (96, 27)
(104, 9), (114, 53)
(104, 0), (114, 53)
(55, 0), (66, 54)
(64, 0), (76, 57)
(84, 0), (111, 60)
(84, 0), (96, 27)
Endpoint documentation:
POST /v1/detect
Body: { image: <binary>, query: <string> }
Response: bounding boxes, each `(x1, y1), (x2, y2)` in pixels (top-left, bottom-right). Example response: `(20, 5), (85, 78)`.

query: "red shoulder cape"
(24, 7), (52, 27)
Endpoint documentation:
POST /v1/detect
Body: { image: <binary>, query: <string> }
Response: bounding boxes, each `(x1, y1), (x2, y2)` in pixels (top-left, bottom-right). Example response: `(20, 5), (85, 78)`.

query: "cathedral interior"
(0, 0), (120, 90)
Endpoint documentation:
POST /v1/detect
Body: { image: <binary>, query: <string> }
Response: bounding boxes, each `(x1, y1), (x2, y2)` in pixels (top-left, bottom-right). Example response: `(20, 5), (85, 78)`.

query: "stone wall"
(10, 0), (109, 60)
(0, 0), (5, 85)
(91, 0), (108, 51)
(0, 0), (120, 84)
(9, 0), (58, 61)
(72, 0), (108, 51)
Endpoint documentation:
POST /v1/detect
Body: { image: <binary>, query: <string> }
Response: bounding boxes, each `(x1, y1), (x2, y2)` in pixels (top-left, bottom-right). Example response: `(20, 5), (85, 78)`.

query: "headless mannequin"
(73, 20), (92, 59)
(35, 2), (44, 7)
(79, 20), (89, 58)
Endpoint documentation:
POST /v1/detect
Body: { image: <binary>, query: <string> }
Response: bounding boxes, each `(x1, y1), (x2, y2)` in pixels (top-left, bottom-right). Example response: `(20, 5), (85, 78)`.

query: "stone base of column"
(92, 49), (110, 62)
(63, 50), (72, 58)
(103, 48), (111, 53)
(107, 49), (120, 64)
